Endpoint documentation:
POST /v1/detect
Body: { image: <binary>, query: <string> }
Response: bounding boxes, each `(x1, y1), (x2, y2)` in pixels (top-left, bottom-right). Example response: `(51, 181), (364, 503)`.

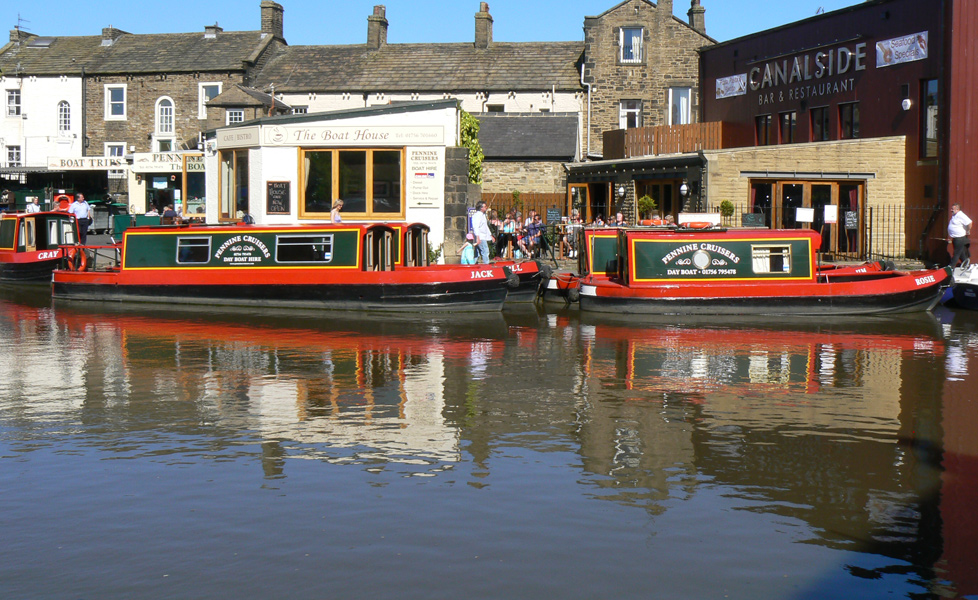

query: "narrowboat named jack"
(577, 226), (951, 316)
(52, 222), (515, 312)
(0, 211), (79, 283)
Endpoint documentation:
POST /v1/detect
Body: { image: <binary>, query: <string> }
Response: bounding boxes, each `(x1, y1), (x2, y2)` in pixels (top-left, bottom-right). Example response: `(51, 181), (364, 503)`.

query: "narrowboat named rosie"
(52, 222), (516, 312)
(0, 211), (79, 283)
(577, 226), (951, 315)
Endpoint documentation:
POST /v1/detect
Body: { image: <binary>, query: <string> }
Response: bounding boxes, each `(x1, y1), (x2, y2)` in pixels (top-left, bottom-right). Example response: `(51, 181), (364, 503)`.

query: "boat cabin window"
(752, 245), (792, 274)
(176, 237), (212, 264)
(276, 234), (333, 263)
(61, 220), (76, 246)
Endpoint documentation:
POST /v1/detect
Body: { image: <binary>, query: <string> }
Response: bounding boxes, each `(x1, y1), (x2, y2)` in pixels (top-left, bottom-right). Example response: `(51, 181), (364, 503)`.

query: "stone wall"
(443, 146), (474, 261)
(481, 161), (568, 195)
(703, 136), (908, 256)
(583, 0), (711, 157)
(85, 72), (245, 156)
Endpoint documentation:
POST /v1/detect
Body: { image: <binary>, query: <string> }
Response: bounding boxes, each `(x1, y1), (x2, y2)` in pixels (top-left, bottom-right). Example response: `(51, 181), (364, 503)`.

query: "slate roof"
(476, 113), (579, 160)
(252, 42), (585, 93)
(210, 84), (291, 110)
(0, 30), (271, 76)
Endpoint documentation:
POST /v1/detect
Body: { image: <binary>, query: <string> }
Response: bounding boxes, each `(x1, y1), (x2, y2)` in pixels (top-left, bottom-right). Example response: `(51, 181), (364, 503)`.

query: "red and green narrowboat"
(0, 211), (79, 283)
(577, 227), (951, 315)
(52, 222), (515, 312)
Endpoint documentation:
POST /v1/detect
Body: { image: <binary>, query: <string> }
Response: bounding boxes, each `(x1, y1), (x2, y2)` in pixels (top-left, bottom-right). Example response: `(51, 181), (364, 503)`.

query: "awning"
(0, 166), (62, 174)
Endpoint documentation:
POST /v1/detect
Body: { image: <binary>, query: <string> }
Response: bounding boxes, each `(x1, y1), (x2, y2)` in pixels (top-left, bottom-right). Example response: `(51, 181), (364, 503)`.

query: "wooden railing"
(603, 122), (754, 159)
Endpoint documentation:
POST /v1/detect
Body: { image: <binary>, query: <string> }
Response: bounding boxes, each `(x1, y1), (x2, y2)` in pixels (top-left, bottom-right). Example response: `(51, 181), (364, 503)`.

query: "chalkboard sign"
(844, 211), (858, 230)
(742, 212), (766, 228)
(546, 208), (561, 224)
(266, 181), (290, 215)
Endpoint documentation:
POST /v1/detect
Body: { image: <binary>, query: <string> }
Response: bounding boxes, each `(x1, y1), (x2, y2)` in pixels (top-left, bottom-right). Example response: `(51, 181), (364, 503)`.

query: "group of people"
(461, 203), (557, 265)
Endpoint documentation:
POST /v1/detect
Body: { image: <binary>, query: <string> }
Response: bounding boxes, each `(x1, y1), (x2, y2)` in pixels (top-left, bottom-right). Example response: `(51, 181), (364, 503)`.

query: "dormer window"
(620, 27), (643, 64)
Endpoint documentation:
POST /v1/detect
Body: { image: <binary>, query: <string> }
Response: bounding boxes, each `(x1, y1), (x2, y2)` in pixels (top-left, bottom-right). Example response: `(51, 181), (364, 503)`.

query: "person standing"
(471, 201), (494, 264)
(68, 193), (92, 245)
(25, 197), (41, 213)
(330, 199), (344, 223)
(948, 203), (972, 267)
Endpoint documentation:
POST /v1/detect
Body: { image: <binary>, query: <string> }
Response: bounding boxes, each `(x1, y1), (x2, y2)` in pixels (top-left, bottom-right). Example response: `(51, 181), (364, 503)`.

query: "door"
(24, 218), (37, 252)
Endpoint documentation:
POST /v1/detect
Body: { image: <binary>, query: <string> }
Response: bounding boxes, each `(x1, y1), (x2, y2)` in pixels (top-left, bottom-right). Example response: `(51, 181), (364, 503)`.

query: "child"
(460, 232), (477, 265)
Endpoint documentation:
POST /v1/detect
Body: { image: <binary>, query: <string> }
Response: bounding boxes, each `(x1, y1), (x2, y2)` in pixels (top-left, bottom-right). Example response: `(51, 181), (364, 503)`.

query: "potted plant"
(637, 194), (657, 220)
(719, 200), (735, 225)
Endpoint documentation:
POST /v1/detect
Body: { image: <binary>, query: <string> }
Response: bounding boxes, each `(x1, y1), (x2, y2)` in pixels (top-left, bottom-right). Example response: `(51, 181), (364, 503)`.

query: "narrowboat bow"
(577, 227), (951, 316)
(52, 222), (515, 312)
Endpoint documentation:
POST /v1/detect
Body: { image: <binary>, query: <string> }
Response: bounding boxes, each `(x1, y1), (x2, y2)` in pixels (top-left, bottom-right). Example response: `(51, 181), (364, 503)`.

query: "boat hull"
(493, 259), (546, 303)
(579, 268), (952, 316)
(52, 275), (510, 312)
(0, 258), (60, 283)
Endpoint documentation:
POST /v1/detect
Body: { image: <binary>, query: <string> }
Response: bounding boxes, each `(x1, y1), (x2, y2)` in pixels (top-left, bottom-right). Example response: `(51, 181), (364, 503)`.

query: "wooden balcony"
(603, 122), (754, 160)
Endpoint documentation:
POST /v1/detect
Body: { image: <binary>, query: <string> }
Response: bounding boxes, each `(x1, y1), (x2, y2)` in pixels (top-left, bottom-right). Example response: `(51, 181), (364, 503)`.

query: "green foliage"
(637, 194), (657, 218)
(428, 241), (443, 265)
(459, 109), (484, 185)
(719, 199), (735, 218)
(511, 189), (522, 213)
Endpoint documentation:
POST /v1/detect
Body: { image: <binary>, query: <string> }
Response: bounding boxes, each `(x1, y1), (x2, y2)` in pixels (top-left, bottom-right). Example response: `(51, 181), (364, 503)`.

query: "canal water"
(2, 287), (977, 600)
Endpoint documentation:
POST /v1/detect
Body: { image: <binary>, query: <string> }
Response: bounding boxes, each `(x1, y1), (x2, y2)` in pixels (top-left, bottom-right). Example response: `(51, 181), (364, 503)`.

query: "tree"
(459, 109), (484, 185)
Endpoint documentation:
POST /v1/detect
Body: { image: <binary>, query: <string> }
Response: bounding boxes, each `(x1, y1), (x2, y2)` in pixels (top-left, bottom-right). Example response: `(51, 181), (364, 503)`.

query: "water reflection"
(3, 288), (978, 598)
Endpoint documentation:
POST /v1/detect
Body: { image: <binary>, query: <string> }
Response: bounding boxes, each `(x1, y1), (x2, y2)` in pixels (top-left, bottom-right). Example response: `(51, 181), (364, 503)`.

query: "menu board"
(266, 181), (290, 215)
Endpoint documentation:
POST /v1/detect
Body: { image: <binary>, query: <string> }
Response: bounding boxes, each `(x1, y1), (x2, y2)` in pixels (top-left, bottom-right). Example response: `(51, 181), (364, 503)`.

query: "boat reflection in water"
(4, 289), (978, 599)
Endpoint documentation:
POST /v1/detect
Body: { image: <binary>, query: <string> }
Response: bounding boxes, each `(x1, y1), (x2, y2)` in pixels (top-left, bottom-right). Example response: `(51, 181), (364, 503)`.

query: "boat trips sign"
(631, 238), (814, 281)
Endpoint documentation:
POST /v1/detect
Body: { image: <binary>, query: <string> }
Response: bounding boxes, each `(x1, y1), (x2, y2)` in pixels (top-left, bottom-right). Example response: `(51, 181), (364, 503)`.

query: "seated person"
(145, 206), (159, 216)
(459, 233), (477, 265)
(161, 205), (181, 223)
(496, 212), (518, 257)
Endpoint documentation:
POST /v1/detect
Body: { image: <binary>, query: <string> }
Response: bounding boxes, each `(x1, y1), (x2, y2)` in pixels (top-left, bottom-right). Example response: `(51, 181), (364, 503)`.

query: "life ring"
(64, 247), (87, 271)
(54, 195), (71, 210)
(683, 222), (713, 230)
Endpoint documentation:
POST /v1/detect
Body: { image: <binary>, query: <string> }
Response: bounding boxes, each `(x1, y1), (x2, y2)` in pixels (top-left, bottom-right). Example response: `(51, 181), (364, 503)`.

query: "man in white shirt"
(25, 198), (41, 213)
(471, 201), (495, 264)
(68, 193), (92, 245)
(948, 203), (972, 268)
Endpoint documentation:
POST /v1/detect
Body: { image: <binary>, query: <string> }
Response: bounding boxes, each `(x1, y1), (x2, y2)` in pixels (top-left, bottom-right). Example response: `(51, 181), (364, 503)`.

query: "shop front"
(205, 101), (462, 253)
(129, 152), (205, 218)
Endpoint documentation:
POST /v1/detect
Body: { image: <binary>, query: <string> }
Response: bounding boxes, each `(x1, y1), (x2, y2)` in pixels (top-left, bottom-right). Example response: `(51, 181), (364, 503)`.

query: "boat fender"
(684, 222), (713, 230)
(883, 260), (896, 271)
(536, 261), (553, 280)
(567, 286), (581, 303)
(64, 247), (87, 272)
(503, 268), (520, 289)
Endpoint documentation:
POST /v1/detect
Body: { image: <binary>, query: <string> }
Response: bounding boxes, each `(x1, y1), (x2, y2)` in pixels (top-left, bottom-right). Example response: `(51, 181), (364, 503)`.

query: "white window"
(6, 90), (21, 116)
(226, 109), (245, 125)
(105, 84), (127, 120)
(620, 27), (643, 63)
(668, 88), (692, 126)
(7, 145), (22, 166)
(619, 100), (643, 129)
(156, 97), (174, 134)
(58, 101), (71, 134)
(106, 143), (125, 179)
(198, 82), (222, 119)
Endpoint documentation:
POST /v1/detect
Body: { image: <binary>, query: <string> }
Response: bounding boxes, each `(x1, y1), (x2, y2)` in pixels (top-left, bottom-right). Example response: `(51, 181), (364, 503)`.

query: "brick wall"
(583, 0), (711, 157)
(703, 136), (909, 256)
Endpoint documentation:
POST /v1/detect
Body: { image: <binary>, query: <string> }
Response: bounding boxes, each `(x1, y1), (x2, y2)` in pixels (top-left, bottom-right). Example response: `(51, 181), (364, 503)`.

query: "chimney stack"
(367, 5), (388, 49)
(688, 0), (706, 35)
(261, 1), (285, 40)
(9, 28), (35, 44)
(204, 23), (224, 39)
(475, 2), (493, 49)
(658, 0), (673, 20)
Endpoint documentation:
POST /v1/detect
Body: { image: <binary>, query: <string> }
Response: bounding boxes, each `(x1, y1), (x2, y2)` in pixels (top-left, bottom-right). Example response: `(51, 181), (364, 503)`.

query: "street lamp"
(679, 181), (689, 199)
(617, 184), (626, 201)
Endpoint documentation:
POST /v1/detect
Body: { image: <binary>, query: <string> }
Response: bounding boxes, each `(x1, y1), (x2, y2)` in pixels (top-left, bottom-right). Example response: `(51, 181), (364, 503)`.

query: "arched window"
(58, 101), (71, 133)
(156, 97), (174, 135)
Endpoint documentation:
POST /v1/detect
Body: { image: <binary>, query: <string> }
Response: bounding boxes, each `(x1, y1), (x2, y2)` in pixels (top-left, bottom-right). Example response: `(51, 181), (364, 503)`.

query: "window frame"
(219, 148), (249, 222)
(779, 111), (797, 144)
(839, 102), (860, 139)
(921, 79), (938, 159)
(58, 100), (71, 134)
(619, 26), (644, 64)
(156, 97), (175, 135)
(275, 234), (335, 264)
(104, 84), (127, 120)
(7, 145), (22, 166)
(198, 82), (222, 119)
(226, 109), (245, 125)
(619, 99), (643, 129)
(6, 89), (21, 117)
(755, 114), (774, 146)
(667, 87), (692, 126)
(176, 237), (212, 264)
(810, 106), (830, 141)
(105, 142), (126, 179)
(299, 148), (405, 220)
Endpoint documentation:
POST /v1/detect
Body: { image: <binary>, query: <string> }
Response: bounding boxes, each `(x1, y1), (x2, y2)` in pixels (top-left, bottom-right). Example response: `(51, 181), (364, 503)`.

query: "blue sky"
(4, 1), (862, 45)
